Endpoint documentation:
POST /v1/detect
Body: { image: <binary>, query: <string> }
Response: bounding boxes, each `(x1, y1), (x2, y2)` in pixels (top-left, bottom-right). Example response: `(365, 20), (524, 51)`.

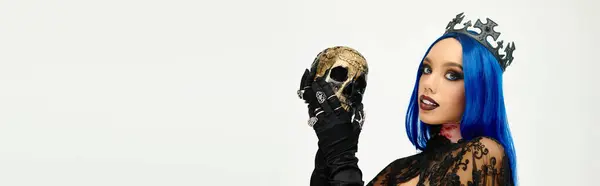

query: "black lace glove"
(298, 69), (365, 186)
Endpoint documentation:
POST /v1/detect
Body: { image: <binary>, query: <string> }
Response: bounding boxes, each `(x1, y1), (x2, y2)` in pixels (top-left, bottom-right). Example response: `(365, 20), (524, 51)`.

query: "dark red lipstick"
(419, 95), (439, 111)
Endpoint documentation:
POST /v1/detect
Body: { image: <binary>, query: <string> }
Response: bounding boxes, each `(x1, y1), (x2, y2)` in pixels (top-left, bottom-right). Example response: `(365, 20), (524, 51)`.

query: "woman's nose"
(421, 74), (439, 94)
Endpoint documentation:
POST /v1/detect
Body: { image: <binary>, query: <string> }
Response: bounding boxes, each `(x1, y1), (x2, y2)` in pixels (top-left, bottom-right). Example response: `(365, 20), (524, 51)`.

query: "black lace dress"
(309, 124), (514, 186)
(365, 132), (513, 186)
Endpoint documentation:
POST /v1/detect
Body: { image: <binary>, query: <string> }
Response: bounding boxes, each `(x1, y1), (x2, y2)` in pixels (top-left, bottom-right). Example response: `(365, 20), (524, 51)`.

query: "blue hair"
(405, 32), (518, 185)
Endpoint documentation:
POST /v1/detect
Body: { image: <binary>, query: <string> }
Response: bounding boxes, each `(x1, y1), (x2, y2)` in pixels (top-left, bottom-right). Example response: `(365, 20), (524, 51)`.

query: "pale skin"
(418, 38), (465, 143)
(402, 38), (465, 186)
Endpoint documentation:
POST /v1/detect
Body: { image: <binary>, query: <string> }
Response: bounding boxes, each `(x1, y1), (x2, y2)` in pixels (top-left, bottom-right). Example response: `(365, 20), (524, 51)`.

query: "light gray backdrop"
(0, 0), (597, 185)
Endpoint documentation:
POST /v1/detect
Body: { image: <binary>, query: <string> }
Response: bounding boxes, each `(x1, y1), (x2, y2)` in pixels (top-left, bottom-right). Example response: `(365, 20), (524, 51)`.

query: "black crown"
(444, 12), (516, 72)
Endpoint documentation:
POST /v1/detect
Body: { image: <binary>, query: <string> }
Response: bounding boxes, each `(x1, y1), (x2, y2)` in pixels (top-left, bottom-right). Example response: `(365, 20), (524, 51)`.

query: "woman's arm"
(308, 132), (363, 186)
(309, 149), (329, 185)
(299, 69), (365, 186)
(310, 148), (363, 186)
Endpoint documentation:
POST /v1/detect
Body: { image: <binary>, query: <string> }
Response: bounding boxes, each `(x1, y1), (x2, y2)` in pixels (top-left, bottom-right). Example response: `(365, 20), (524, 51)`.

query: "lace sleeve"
(367, 161), (392, 186)
(450, 137), (513, 186)
(366, 155), (422, 186)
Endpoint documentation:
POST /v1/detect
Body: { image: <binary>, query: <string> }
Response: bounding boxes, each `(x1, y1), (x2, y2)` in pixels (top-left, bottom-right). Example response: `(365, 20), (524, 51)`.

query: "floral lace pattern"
(367, 135), (513, 186)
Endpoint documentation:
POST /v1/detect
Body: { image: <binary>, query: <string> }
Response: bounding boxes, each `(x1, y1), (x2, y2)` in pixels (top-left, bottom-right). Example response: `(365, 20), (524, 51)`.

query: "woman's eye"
(422, 66), (432, 74)
(445, 71), (463, 81)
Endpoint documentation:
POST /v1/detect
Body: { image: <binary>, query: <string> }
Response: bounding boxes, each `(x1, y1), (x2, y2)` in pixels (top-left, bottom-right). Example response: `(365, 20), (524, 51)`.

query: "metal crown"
(444, 12), (516, 72)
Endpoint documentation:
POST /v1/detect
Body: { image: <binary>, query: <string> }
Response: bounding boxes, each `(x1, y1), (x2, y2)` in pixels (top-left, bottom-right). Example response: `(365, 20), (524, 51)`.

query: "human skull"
(310, 46), (368, 111)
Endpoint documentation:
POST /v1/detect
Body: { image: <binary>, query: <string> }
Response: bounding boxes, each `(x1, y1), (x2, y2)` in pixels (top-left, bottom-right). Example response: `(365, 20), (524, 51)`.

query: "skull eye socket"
(330, 66), (348, 82)
(344, 75), (366, 96)
(355, 75), (367, 93)
(342, 74), (367, 104)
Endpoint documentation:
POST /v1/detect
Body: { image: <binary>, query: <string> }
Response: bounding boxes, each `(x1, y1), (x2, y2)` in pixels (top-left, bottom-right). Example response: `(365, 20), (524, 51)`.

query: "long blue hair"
(405, 32), (518, 185)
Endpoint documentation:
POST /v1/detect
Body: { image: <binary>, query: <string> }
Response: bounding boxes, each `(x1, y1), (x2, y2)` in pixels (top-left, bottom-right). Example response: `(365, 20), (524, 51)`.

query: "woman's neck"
(439, 123), (462, 143)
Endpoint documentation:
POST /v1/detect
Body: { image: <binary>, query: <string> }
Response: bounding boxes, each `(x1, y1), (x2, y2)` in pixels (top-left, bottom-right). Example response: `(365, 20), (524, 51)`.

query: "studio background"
(0, 0), (597, 185)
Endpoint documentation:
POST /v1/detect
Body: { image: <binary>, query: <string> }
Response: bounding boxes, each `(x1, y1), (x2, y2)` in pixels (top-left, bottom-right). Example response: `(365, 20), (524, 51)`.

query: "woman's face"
(418, 38), (465, 125)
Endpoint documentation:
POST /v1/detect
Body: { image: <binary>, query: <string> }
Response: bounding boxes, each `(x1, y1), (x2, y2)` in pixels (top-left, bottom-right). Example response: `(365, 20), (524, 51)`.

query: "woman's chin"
(418, 117), (444, 125)
(418, 116), (449, 125)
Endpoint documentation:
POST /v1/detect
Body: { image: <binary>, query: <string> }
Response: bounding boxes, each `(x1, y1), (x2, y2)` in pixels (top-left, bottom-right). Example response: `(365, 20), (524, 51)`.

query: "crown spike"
(463, 21), (472, 27)
(496, 41), (504, 49)
(444, 13), (515, 72)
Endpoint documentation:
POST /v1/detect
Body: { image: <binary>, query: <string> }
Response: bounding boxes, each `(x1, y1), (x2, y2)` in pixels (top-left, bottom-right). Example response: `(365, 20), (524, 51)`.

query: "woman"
(298, 13), (517, 186)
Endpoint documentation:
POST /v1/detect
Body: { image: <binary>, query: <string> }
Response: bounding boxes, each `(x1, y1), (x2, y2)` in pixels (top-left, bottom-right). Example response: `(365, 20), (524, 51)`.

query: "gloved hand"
(298, 69), (365, 186)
